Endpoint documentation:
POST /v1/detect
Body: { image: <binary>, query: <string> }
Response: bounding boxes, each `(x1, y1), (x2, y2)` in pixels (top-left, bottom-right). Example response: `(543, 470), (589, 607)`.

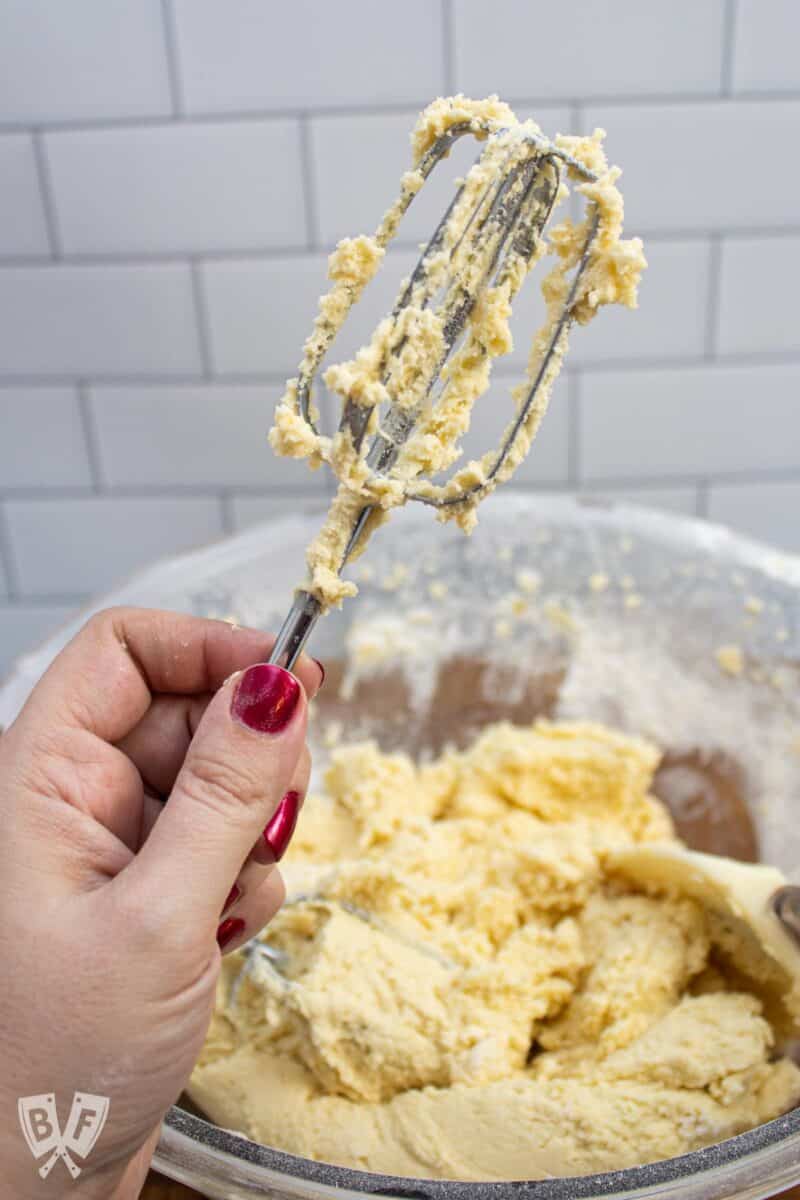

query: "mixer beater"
(266, 97), (645, 670)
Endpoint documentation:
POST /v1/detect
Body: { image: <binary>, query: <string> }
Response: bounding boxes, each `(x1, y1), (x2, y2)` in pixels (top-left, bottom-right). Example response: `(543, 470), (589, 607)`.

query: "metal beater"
(267, 118), (601, 672)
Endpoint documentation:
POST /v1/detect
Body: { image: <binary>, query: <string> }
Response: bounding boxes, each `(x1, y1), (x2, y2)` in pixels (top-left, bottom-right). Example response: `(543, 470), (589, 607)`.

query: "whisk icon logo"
(17, 1092), (110, 1179)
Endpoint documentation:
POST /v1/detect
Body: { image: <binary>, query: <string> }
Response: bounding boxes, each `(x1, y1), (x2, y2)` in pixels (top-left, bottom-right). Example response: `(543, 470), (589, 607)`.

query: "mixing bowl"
(2, 493), (799, 1200)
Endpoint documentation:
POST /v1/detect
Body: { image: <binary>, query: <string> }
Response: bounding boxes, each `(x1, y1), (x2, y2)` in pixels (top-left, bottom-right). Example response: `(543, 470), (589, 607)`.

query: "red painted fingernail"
(222, 883), (241, 915)
(263, 790), (301, 863)
(216, 917), (246, 950)
(313, 658), (326, 688)
(231, 664), (300, 734)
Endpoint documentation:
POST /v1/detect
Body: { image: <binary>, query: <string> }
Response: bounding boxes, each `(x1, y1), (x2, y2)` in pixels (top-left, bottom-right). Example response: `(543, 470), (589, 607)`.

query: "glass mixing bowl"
(2, 493), (799, 1200)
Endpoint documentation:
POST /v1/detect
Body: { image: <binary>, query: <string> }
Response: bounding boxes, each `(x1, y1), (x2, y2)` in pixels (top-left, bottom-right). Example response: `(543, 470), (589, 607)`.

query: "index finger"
(9, 607), (323, 746)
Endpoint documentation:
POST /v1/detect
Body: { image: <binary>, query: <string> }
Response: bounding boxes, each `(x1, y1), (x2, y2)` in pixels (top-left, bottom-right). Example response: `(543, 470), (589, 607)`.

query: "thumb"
(118, 663), (306, 928)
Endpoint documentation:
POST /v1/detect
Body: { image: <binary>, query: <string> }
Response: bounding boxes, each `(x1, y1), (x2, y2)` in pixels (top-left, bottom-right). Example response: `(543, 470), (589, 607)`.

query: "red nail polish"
(231, 664), (300, 734)
(222, 883), (241, 915)
(260, 790), (301, 863)
(217, 917), (246, 950)
(313, 658), (326, 688)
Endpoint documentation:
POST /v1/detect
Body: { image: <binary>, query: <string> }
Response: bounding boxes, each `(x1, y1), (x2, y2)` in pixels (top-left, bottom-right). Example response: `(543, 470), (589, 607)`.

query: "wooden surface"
(142, 1173), (205, 1198)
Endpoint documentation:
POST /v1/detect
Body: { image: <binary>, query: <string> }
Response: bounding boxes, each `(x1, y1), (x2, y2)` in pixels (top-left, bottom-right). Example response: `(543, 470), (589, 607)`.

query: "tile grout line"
(298, 115), (320, 250)
(441, 0), (455, 94)
(569, 102), (584, 220)
(720, 0), (739, 97)
(4, 345), (800, 392)
(0, 502), (20, 601)
(30, 131), (62, 259)
(579, 467), (800, 489)
(160, 0), (184, 116)
(76, 382), (106, 491)
(0, 226), (798, 270)
(703, 234), (723, 359)
(2, 470), (799, 512)
(189, 260), (215, 378)
(570, 477), (703, 497)
(695, 479), (710, 518)
(0, 591), (90, 608)
(3, 90), (800, 136)
(4, 345), (800, 394)
(218, 492), (236, 536)
(0, 482), (331, 500)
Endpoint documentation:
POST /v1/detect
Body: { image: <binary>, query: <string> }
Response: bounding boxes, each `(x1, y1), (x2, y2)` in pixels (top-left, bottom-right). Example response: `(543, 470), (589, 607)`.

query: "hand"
(0, 608), (322, 1199)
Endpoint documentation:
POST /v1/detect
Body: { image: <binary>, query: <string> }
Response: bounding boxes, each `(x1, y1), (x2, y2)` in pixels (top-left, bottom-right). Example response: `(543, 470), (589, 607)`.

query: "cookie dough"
(269, 97), (646, 608)
(189, 721), (800, 1180)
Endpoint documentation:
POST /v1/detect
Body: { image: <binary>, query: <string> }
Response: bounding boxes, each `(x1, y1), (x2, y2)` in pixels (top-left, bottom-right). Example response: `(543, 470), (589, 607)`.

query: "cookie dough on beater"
(270, 95), (646, 610)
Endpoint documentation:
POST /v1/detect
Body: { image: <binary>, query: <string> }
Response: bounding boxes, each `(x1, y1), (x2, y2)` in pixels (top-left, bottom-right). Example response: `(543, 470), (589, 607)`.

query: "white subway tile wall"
(732, 0), (799, 92)
(0, 0), (798, 674)
(0, 135), (50, 256)
(581, 100), (800, 234)
(4, 495), (224, 596)
(579, 363), (800, 479)
(201, 255), (336, 375)
(0, 264), (202, 375)
(45, 120), (307, 255)
(88, 384), (332, 490)
(170, 0), (444, 113)
(716, 236), (800, 356)
(230, 493), (330, 533)
(452, 0), (727, 98)
(0, 1), (172, 124)
(0, 387), (92, 487)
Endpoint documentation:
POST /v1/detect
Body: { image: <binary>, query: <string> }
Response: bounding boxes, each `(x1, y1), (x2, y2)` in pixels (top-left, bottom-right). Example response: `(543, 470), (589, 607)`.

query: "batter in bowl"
(188, 720), (800, 1180)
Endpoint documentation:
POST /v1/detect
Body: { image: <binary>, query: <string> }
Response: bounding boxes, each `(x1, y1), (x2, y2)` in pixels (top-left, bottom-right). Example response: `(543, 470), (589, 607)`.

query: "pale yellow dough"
(269, 96), (646, 609)
(189, 721), (800, 1181)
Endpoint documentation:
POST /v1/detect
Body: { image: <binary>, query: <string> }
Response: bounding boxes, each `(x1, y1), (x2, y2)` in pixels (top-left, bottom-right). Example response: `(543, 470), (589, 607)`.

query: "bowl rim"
(156, 1104), (800, 1199)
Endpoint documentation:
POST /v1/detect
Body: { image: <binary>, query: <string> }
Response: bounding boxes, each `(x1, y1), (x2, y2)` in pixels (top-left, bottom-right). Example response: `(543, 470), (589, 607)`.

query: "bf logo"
(18, 1092), (110, 1179)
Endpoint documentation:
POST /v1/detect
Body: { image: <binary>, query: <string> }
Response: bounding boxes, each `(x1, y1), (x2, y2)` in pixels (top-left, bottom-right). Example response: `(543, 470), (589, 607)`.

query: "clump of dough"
(717, 644), (745, 676)
(410, 93), (518, 162)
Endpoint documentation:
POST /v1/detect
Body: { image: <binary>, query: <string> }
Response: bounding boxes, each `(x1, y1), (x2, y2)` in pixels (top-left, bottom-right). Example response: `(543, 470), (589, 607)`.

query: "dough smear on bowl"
(189, 720), (800, 1181)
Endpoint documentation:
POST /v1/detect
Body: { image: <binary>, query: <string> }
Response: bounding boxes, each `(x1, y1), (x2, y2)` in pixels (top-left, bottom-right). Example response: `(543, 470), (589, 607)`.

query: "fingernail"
(253, 790), (301, 864)
(216, 917), (246, 950)
(222, 883), (241, 916)
(313, 658), (326, 688)
(231, 664), (300, 734)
